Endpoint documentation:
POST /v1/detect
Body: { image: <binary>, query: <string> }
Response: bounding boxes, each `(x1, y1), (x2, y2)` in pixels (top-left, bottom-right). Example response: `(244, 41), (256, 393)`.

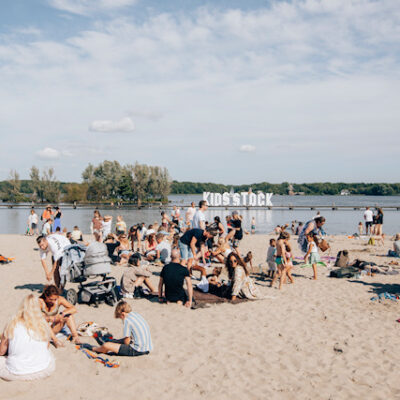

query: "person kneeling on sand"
(158, 249), (193, 307)
(82, 301), (152, 357)
(0, 294), (55, 381)
(39, 285), (81, 344)
(120, 254), (157, 298)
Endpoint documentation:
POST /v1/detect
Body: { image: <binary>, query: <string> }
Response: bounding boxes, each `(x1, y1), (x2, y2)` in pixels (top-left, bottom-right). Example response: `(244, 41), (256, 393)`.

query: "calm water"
(1, 195), (399, 235)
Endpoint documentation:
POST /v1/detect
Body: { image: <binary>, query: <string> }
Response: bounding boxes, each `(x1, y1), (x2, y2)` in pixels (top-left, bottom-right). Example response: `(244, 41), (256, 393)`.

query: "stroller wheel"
(66, 289), (78, 305)
(105, 294), (116, 307)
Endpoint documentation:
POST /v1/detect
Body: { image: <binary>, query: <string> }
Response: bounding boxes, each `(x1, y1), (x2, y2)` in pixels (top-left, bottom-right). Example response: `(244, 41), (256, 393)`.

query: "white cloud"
(89, 117), (135, 133)
(48, 0), (138, 15)
(239, 145), (256, 153)
(1, 1), (400, 182)
(36, 147), (61, 159)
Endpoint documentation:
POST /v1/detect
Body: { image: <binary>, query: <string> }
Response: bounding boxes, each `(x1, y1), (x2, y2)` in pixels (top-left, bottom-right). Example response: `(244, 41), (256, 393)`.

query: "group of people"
(2, 201), (332, 382)
(361, 206), (384, 236)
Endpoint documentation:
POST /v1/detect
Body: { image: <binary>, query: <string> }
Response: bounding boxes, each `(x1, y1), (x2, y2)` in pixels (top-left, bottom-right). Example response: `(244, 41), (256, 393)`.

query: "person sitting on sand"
(210, 237), (232, 264)
(143, 233), (156, 261)
(37, 234), (71, 288)
(42, 218), (52, 235)
(388, 233), (400, 257)
(115, 233), (131, 265)
(158, 249), (193, 307)
(155, 233), (171, 264)
(227, 253), (260, 300)
(115, 215), (127, 236)
(304, 232), (320, 280)
(0, 294), (55, 381)
(39, 285), (81, 344)
(82, 301), (152, 357)
(120, 254), (157, 298)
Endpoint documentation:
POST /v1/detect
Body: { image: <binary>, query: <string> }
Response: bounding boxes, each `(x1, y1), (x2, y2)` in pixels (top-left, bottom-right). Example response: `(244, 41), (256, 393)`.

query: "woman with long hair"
(39, 285), (81, 344)
(225, 252), (260, 300)
(0, 294), (55, 381)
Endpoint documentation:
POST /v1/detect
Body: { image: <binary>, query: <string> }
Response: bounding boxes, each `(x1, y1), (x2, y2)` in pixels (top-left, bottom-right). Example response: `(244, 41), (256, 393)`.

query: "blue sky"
(0, 0), (399, 184)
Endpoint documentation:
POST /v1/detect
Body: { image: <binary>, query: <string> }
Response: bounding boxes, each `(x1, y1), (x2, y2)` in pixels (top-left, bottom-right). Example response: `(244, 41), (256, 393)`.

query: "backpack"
(329, 267), (359, 278)
(368, 237), (375, 245)
(335, 250), (349, 268)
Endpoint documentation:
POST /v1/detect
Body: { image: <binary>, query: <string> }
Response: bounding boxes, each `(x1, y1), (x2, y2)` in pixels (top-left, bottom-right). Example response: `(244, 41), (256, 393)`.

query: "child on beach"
(251, 217), (256, 234)
(358, 222), (363, 236)
(270, 232), (291, 290)
(304, 232), (319, 280)
(82, 301), (152, 357)
(266, 239), (277, 278)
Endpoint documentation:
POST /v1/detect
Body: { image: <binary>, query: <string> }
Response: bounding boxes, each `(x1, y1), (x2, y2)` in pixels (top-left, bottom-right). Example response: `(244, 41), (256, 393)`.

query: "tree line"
(1, 166), (400, 203)
(170, 181), (400, 196)
(0, 161), (171, 204)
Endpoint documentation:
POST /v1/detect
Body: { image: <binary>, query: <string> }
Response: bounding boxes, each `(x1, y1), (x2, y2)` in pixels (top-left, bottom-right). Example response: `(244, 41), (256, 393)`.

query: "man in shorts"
(364, 207), (374, 235)
(37, 234), (71, 288)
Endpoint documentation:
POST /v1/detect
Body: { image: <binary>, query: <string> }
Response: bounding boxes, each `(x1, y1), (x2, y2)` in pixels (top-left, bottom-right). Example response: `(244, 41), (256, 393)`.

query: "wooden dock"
(1, 204), (399, 211)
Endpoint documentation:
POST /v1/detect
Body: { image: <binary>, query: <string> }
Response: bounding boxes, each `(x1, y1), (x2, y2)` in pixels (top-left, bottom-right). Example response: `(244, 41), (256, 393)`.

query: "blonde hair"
(4, 294), (51, 342)
(114, 301), (132, 318)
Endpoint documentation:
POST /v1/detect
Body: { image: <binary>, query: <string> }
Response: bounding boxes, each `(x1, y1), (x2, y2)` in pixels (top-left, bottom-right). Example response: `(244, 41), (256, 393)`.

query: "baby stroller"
(60, 242), (118, 307)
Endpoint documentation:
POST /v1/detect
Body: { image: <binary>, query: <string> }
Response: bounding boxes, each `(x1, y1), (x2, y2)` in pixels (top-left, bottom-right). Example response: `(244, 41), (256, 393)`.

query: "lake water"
(1, 195), (399, 235)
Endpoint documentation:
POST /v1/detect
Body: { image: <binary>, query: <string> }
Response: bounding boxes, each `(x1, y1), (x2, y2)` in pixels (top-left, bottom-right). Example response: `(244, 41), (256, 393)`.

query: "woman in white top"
(0, 294), (55, 381)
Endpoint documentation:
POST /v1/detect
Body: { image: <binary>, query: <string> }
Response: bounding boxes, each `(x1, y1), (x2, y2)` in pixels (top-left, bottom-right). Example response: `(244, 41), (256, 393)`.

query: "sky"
(0, 0), (399, 184)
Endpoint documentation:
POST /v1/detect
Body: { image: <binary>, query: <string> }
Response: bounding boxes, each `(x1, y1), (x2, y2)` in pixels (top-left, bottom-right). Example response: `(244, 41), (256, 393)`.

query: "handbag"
(318, 239), (330, 252)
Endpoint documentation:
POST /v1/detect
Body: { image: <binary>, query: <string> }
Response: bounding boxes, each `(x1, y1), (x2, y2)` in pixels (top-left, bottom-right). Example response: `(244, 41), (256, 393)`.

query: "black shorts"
(118, 344), (149, 357)
(366, 221), (372, 228)
(31, 223), (37, 229)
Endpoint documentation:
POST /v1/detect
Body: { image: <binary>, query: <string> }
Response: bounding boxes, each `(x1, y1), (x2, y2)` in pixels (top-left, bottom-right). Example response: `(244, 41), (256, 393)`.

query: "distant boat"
(340, 190), (350, 196)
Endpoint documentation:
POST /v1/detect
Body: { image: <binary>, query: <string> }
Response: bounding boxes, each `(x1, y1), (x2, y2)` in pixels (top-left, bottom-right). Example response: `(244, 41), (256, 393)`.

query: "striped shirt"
(123, 312), (153, 352)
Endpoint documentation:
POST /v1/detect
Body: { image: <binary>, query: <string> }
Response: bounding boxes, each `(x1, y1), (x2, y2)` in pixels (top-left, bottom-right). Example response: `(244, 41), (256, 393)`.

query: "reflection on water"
(0, 195), (399, 235)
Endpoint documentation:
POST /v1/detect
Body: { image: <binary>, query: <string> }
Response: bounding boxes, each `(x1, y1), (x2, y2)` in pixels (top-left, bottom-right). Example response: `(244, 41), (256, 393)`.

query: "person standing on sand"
(28, 209), (39, 235)
(297, 217), (325, 254)
(270, 231), (290, 289)
(304, 232), (320, 280)
(364, 207), (373, 235)
(53, 207), (62, 232)
(192, 200), (208, 230)
(251, 217), (256, 234)
(185, 202), (196, 228)
(36, 234), (71, 288)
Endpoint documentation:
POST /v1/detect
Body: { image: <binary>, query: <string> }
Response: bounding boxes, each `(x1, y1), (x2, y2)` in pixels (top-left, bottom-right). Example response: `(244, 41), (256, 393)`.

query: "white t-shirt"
(42, 222), (51, 235)
(364, 210), (373, 222)
(71, 230), (83, 241)
(186, 206), (196, 222)
(40, 234), (71, 261)
(156, 240), (171, 263)
(102, 220), (112, 237)
(192, 210), (205, 229)
(6, 323), (53, 375)
(29, 213), (38, 225)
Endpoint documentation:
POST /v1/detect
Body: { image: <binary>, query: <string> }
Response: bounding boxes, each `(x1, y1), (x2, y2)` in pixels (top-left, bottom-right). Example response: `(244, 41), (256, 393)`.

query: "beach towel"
(193, 289), (246, 305)
(76, 346), (119, 368)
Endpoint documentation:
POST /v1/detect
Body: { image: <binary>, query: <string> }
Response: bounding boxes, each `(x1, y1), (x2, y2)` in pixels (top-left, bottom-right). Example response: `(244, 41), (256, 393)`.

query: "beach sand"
(1, 233), (400, 400)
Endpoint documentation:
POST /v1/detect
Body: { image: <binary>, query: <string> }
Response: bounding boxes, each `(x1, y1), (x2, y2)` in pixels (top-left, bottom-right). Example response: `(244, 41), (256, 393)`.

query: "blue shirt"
(123, 312), (153, 352)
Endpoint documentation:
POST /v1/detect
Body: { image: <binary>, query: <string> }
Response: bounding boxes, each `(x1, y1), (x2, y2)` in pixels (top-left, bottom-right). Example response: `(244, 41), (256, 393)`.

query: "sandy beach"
(1, 233), (400, 400)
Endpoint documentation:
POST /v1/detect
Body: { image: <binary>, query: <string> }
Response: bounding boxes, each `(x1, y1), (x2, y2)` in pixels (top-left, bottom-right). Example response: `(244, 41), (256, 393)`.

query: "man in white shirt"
(192, 200), (208, 230)
(185, 202), (196, 228)
(364, 207), (374, 235)
(37, 234), (71, 288)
